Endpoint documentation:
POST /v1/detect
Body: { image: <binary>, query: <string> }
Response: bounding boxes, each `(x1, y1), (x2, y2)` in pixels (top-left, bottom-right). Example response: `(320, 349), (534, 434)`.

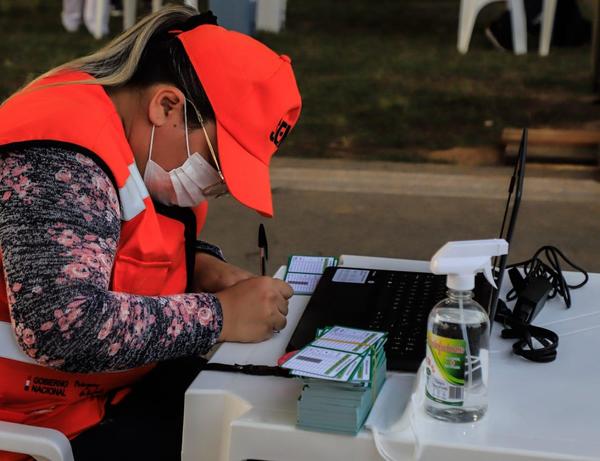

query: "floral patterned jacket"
(0, 147), (223, 373)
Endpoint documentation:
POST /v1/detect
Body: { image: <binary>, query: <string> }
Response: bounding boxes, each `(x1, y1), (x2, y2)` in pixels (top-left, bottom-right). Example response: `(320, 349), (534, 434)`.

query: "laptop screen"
(287, 129), (528, 370)
(487, 128), (527, 327)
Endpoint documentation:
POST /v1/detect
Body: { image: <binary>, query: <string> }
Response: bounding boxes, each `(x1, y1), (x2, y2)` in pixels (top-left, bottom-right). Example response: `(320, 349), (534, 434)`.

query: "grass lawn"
(2, 0), (600, 161)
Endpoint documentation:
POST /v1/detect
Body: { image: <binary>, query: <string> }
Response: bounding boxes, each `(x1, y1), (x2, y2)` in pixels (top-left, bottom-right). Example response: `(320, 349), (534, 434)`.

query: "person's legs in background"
(551, 0), (591, 46)
(485, 0), (542, 51)
(61, 0), (84, 32)
(62, 0), (111, 38)
(485, 0), (591, 52)
(110, 0), (124, 17)
(83, 0), (111, 38)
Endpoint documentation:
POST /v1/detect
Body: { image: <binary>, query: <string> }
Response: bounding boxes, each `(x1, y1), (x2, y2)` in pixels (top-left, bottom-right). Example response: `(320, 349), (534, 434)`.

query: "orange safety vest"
(0, 71), (208, 458)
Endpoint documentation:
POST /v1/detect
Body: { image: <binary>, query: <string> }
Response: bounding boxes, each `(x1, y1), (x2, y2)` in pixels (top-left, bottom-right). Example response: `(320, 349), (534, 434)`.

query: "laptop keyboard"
(287, 267), (493, 372)
(366, 271), (447, 367)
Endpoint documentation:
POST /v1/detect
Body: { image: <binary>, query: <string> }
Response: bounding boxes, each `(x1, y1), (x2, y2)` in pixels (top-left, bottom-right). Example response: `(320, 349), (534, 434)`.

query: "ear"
(147, 85), (186, 127)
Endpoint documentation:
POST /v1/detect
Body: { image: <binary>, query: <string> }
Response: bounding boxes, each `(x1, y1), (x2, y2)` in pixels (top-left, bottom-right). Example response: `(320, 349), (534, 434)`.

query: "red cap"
(178, 25), (302, 217)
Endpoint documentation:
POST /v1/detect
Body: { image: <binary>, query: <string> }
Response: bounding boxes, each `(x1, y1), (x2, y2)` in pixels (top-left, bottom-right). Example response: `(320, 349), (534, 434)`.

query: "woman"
(0, 6), (300, 460)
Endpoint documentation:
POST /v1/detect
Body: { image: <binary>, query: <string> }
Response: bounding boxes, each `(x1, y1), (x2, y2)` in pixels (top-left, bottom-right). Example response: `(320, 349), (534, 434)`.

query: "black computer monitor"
(487, 128), (527, 330)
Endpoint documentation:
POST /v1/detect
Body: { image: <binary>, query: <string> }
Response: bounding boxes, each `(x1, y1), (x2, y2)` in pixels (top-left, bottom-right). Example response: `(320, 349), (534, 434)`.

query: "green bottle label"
(425, 331), (465, 406)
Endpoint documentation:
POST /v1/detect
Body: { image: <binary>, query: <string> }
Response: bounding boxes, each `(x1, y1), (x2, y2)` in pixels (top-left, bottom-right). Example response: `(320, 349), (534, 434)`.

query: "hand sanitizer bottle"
(425, 239), (508, 423)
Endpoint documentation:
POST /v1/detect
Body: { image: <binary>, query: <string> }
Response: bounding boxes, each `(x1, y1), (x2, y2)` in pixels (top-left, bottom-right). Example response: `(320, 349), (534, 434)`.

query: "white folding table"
(182, 255), (600, 461)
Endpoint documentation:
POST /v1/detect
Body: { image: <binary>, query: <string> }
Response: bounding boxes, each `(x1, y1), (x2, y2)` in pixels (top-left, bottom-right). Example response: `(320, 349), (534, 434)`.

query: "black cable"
(499, 246), (588, 363)
(500, 318), (559, 363)
(203, 362), (292, 378)
(506, 245), (588, 308)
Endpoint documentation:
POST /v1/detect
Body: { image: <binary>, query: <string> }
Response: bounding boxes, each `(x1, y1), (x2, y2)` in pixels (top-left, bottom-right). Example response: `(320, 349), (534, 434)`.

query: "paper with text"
(281, 346), (361, 380)
(285, 255), (338, 295)
(312, 326), (386, 355)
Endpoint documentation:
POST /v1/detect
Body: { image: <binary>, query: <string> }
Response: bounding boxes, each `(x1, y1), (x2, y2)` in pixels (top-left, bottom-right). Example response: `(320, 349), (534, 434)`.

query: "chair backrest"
(0, 325), (73, 460)
(0, 420), (74, 461)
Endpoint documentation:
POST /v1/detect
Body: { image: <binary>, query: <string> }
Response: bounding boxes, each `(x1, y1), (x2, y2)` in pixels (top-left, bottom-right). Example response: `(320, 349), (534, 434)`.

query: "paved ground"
(199, 158), (600, 276)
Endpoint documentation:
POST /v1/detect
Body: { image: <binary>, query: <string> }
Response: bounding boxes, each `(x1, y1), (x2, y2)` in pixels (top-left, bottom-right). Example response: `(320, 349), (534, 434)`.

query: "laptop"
(287, 129), (528, 372)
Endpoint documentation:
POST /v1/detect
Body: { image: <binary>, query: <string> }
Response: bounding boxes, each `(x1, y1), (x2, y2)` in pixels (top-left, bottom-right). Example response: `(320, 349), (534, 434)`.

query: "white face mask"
(143, 103), (225, 208)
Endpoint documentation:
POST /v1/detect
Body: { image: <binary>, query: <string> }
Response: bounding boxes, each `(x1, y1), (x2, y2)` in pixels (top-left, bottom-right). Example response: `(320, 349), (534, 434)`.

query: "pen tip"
(258, 223), (268, 259)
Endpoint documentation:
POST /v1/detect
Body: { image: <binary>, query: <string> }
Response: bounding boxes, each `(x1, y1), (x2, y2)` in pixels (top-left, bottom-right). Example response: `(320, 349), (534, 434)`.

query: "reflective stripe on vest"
(0, 321), (37, 365)
(119, 163), (149, 221)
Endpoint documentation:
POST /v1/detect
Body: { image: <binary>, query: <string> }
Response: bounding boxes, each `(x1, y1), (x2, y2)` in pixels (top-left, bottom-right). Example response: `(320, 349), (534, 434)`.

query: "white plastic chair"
(539, 0), (558, 56)
(458, 0), (558, 56)
(0, 321), (74, 460)
(458, 0), (527, 54)
(0, 421), (74, 461)
(97, 0), (288, 37)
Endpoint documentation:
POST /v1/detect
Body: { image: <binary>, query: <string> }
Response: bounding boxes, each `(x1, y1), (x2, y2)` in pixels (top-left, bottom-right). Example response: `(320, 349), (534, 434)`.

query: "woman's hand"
(215, 277), (293, 343)
(193, 252), (254, 293)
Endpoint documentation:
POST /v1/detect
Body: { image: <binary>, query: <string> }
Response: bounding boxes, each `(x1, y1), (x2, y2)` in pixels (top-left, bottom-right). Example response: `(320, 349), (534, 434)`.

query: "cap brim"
(217, 121), (274, 217)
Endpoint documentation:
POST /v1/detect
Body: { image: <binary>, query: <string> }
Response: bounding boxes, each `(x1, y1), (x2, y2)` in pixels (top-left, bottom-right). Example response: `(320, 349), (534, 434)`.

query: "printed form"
(284, 255), (338, 295)
(282, 346), (361, 381)
(281, 327), (385, 382)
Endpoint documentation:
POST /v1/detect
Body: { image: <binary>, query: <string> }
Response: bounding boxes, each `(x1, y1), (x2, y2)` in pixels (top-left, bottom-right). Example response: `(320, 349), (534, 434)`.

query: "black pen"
(258, 223), (268, 276)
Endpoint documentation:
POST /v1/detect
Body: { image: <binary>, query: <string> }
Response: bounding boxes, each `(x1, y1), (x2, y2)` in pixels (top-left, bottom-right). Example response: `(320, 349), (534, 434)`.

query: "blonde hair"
(35, 5), (196, 88)
(7, 5), (214, 124)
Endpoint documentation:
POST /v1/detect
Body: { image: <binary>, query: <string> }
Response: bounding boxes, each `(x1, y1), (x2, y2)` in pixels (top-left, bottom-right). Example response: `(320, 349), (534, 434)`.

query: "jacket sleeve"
(195, 240), (226, 261)
(0, 146), (223, 373)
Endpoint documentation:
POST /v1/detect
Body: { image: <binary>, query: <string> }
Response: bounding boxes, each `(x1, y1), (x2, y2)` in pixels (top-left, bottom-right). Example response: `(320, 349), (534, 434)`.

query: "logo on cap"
(270, 120), (292, 147)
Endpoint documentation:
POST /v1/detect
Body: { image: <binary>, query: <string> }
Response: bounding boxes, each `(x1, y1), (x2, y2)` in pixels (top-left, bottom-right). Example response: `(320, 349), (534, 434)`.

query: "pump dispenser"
(425, 239), (508, 422)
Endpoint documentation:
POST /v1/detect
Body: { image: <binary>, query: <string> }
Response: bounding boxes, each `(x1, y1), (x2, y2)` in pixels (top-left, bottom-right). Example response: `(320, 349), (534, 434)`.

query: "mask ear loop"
(148, 125), (156, 161)
(183, 101), (191, 158)
(186, 98), (225, 182)
(198, 115), (224, 181)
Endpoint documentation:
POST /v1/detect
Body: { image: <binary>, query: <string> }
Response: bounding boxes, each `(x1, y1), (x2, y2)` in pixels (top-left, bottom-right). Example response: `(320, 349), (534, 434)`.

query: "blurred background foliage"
(1, 0), (599, 161)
